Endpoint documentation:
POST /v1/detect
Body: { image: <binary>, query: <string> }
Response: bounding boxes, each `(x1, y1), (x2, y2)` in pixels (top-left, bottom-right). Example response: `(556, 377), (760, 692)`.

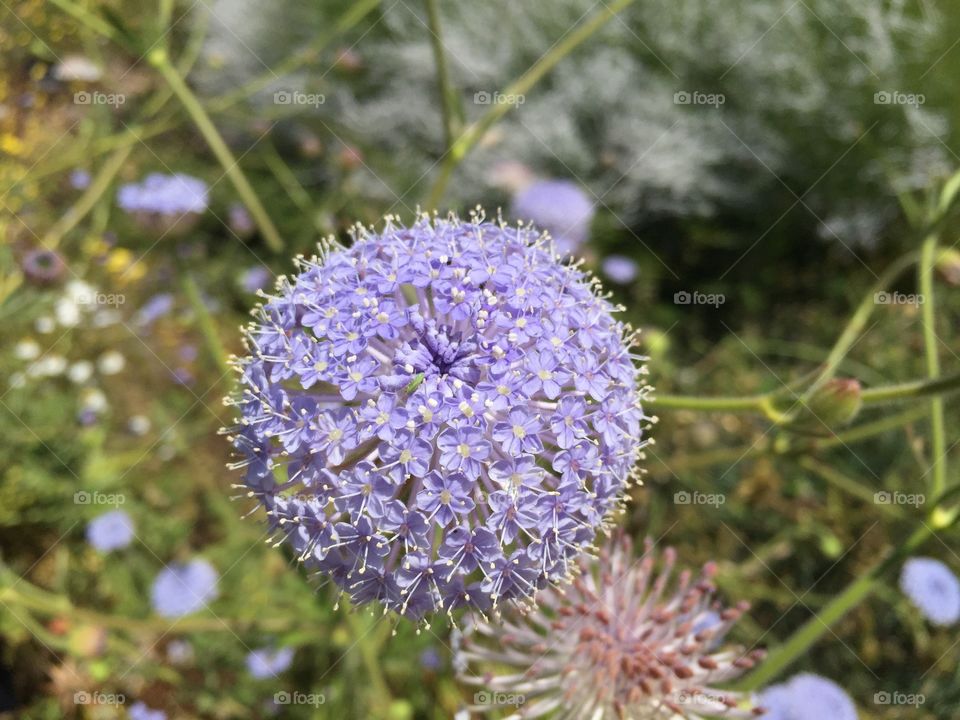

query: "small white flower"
(14, 339), (40, 360)
(67, 361), (94, 384)
(128, 415), (151, 436)
(35, 316), (55, 334)
(97, 350), (126, 375)
(28, 355), (68, 378)
(55, 298), (81, 328)
(81, 388), (108, 413)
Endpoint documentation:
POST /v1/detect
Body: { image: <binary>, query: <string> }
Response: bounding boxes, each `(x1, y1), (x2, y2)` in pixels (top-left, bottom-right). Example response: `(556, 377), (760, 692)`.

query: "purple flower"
(246, 646), (295, 679)
(240, 266), (271, 293)
(70, 169), (92, 190)
(601, 254), (639, 284)
(150, 559), (219, 617)
(457, 535), (764, 718)
(21, 249), (66, 285)
(758, 673), (857, 720)
(129, 702), (167, 720)
(229, 202), (255, 238)
(134, 293), (175, 328)
(900, 556), (960, 626)
(511, 179), (595, 255)
(227, 214), (646, 619)
(117, 173), (209, 215)
(86, 510), (134, 552)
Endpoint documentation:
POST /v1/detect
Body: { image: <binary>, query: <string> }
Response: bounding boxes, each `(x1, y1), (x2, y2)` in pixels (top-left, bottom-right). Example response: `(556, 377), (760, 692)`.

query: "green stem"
(180, 271), (233, 377)
(424, 0), (461, 152)
(148, 48), (284, 253)
(736, 520), (939, 690)
(424, 0), (638, 209)
(41, 145), (132, 249)
(650, 371), (960, 416)
(342, 606), (392, 715)
(919, 234), (947, 499)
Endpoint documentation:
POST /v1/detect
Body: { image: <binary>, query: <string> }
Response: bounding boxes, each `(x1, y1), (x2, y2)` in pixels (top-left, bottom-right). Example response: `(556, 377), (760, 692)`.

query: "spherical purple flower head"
(129, 702), (167, 720)
(900, 556), (960, 626)
(602, 254), (639, 285)
(226, 213), (647, 621)
(757, 673), (857, 720)
(456, 535), (765, 719)
(21, 248), (66, 285)
(86, 510), (134, 552)
(150, 558), (219, 618)
(246, 646), (295, 679)
(512, 180), (595, 256)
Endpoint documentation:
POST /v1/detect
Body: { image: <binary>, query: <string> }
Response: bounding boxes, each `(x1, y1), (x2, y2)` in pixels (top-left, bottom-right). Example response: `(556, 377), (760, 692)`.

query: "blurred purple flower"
(511, 179), (595, 256)
(900, 556), (960, 626)
(419, 647), (442, 671)
(757, 673), (856, 720)
(240, 266), (272, 294)
(228, 214), (646, 619)
(150, 559), (219, 617)
(21, 249), (66, 285)
(246, 646), (295, 679)
(129, 702), (167, 720)
(601, 254), (639, 284)
(117, 173), (209, 215)
(86, 510), (134, 552)
(70, 169), (92, 190)
(228, 202), (256, 238)
(134, 293), (174, 328)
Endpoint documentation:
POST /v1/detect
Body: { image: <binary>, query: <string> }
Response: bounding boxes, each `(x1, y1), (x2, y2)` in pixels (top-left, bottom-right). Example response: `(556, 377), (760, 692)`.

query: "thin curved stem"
(424, 0), (638, 209)
(425, 0), (461, 153)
